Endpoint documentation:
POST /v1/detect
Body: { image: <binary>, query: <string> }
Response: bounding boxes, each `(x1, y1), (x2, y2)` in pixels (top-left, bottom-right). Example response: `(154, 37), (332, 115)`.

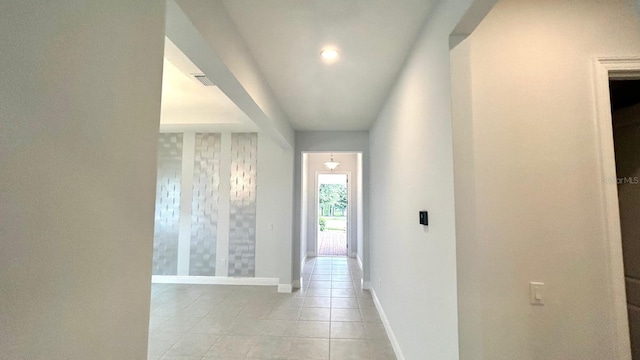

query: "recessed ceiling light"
(320, 48), (339, 63)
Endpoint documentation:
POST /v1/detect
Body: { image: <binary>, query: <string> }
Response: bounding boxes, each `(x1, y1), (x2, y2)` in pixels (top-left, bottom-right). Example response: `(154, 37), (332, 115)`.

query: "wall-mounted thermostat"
(419, 211), (428, 226)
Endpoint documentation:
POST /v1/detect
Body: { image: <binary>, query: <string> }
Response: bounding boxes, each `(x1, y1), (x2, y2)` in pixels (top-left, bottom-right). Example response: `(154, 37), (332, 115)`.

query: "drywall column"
(300, 153), (309, 280)
(357, 154), (364, 267)
(255, 133), (294, 290)
(450, 36), (482, 360)
(216, 133), (232, 277)
(177, 132), (195, 275)
(0, 1), (165, 358)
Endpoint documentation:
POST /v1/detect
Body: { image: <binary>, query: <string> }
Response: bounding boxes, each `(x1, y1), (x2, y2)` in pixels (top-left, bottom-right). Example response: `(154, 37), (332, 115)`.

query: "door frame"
(593, 56), (640, 360)
(314, 171), (352, 256)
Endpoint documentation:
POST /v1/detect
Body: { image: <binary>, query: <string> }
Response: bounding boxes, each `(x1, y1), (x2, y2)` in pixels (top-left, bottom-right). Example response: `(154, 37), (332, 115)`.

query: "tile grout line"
(328, 259), (332, 360)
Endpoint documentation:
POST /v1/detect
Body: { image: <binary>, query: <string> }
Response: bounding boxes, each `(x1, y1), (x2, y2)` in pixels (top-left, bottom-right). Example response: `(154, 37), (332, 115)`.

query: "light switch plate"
(530, 282), (545, 305)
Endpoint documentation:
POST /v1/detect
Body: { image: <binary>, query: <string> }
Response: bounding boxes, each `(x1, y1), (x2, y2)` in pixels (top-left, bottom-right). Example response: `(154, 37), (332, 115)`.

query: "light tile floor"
(148, 256), (396, 360)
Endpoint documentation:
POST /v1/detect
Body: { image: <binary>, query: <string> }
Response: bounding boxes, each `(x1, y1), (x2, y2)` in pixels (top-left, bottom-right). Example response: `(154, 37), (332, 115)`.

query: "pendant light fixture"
(324, 153), (340, 171)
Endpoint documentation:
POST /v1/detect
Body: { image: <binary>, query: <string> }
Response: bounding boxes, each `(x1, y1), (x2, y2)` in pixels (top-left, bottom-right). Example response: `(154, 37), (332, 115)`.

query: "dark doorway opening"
(610, 79), (640, 359)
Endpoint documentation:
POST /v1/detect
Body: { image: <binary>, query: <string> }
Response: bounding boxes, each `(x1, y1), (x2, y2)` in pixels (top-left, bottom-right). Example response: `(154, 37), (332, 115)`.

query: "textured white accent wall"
(153, 133), (184, 275)
(452, 0), (640, 359)
(228, 133), (258, 277)
(368, 0), (486, 359)
(152, 130), (293, 285)
(190, 133), (222, 276)
(0, 1), (165, 358)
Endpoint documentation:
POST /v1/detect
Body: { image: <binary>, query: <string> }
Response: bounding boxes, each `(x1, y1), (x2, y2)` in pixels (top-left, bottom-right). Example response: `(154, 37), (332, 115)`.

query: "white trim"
(278, 284), (293, 293)
(216, 132), (232, 277)
(294, 254), (307, 289)
(362, 280), (370, 290)
(292, 278), (302, 289)
(370, 288), (405, 360)
(177, 132), (195, 275)
(592, 55), (640, 360)
(152, 275), (279, 286)
(160, 123), (257, 134)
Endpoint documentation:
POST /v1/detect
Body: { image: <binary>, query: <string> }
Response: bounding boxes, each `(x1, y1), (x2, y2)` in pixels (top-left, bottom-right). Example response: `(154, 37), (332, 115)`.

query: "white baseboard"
(152, 275), (279, 286)
(277, 284), (293, 293)
(294, 254), (308, 290)
(370, 288), (405, 360)
(301, 254), (308, 274)
(362, 280), (371, 290)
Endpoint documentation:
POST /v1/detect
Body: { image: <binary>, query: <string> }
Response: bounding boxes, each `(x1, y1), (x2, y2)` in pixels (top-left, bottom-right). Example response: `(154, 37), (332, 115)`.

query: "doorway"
(593, 57), (640, 360)
(300, 151), (364, 271)
(317, 173), (349, 256)
(611, 79), (640, 359)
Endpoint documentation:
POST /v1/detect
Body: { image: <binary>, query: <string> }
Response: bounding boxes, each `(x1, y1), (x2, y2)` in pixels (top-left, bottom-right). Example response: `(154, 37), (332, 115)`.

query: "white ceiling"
(160, 38), (256, 131)
(222, 0), (438, 131)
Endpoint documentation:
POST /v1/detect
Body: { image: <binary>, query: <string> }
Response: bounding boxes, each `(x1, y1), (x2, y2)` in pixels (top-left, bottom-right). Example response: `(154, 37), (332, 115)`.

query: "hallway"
(148, 257), (394, 359)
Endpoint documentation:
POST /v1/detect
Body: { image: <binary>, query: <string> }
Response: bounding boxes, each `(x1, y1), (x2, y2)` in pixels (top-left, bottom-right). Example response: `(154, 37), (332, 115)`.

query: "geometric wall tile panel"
(152, 133), (183, 275)
(189, 133), (221, 276)
(228, 133), (258, 277)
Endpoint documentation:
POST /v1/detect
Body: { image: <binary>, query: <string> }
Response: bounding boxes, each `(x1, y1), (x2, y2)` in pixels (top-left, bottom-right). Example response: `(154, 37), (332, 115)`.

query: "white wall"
(299, 153), (309, 279)
(450, 32), (481, 360)
(0, 1), (165, 358)
(305, 153), (359, 257)
(293, 131), (370, 285)
(357, 154), (365, 267)
(160, 52), (252, 127)
(452, 1), (640, 359)
(256, 134), (294, 286)
(367, 0), (491, 359)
